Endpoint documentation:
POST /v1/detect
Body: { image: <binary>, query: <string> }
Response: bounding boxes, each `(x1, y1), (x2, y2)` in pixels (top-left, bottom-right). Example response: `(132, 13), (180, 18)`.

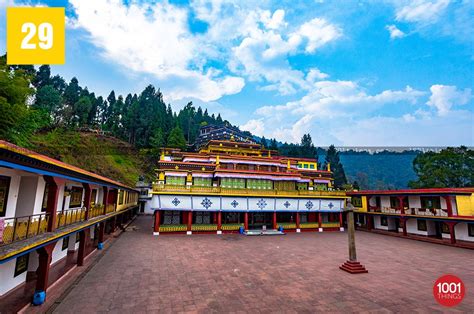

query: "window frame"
(0, 175), (11, 217)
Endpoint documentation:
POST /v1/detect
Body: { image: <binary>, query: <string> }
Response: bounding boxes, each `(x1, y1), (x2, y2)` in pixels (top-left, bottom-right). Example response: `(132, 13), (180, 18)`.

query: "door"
(249, 212), (273, 229)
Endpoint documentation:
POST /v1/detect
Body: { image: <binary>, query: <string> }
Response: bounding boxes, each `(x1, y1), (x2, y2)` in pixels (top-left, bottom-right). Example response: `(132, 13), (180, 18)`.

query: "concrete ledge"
(153, 232), (159, 236)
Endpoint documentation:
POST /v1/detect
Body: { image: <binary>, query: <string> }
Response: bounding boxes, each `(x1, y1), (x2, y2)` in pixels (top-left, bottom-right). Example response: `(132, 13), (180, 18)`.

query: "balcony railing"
(152, 184), (346, 197)
(0, 213), (50, 245)
(368, 207), (448, 217)
(56, 208), (87, 228)
(89, 204), (105, 219)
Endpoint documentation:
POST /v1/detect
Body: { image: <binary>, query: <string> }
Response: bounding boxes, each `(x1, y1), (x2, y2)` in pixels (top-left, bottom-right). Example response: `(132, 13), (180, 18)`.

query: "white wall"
(0, 256), (27, 296)
(455, 223), (474, 242)
(0, 168), (22, 218)
(15, 176), (46, 217)
(380, 196), (390, 208)
(406, 218), (436, 236)
(68, 232), (80, 251)
(408, 196), (421, 208)
(51, 239), (68, 265)
(374, 216), (397, 231)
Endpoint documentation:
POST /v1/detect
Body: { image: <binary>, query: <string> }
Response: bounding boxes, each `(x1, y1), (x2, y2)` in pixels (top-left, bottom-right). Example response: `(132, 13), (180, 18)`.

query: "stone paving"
(52, 216), (474, 313)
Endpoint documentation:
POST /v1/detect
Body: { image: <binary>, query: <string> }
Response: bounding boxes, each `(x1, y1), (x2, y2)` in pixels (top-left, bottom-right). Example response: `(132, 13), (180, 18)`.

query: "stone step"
(244, 229), (285, 236)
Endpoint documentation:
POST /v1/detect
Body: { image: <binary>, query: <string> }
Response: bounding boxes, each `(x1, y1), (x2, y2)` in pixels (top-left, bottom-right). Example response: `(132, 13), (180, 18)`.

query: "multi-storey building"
(0, 141), (138, 306)
(347, 188), (474, 246)
(150, 139), (347, 234)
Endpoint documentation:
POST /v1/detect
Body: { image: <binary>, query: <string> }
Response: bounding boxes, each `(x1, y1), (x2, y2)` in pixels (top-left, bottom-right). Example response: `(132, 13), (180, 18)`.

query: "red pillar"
(102, 186), (109, 215)
(397, 196), (405, 215)
(443, 196), (453, 217)
(217, 211), (222, 231)
(244, 212), (249, 230)
(98, 222), (105, 249)
(339, 212), (343, 227)
(77, 228), (90, 266)
(187, 211), (192, 232)
(154, 210), (160, 233)
(400, 217), (407, 236)
(295, 212), (300, 229)
(83, 183), (92, 220)
(43, 176), (60, 232)
(367, 215), (373, 231)
(33, 242), (55, 305)
(273, 212), (277, 229)
(318, 213), (322, 228)
(447, 222), (456, 244)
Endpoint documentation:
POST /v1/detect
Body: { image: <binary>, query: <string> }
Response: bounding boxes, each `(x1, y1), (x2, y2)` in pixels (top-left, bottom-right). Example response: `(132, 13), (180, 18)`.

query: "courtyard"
(49, 216), (473, 313)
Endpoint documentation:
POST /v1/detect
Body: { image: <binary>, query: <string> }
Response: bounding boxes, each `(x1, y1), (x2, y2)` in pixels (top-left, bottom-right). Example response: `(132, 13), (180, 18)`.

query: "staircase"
(244, 229), (285, 236)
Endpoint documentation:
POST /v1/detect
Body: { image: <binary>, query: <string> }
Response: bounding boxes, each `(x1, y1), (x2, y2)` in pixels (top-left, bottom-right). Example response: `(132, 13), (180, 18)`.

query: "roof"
(0, 140), (135, 191)
(347, 188), (474, 196)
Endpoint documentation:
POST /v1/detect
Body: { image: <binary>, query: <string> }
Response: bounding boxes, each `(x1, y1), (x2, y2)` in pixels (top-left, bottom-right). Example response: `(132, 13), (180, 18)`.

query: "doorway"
(249, 212), (273, 229)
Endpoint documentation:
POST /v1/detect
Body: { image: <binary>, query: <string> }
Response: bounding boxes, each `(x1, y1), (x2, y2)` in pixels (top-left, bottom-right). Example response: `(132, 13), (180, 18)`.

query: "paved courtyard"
(51, 216), (473, 313)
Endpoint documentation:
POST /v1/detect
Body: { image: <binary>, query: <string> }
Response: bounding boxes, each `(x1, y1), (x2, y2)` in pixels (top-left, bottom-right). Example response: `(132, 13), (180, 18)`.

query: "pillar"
(43, 176), (60, 232)
(77, 228), (90, 266)
(83, 183), (92, 220)
(153, 210), (160, 235)
(447, 222), (456, 244)
(295, 212), (300, 232)
(110, 216), (116, 233)
(102, 186), (109, 215)
(244, 212), (249, 230)
(187, 211), (192, 235)
(366, 196), (372, 212)
(443, 196), (453, 217)
(272, 212), (277, 229)
(217, 211), (222, 234)
(318, 212), (322, 232)
(339, 212), (344, 231)
(367, 214), (373, 231)
(400, 217), (407, 236)
(397, 196), (405, 215)
(32, 242), (55, 305)
(97, 222), (105, 249)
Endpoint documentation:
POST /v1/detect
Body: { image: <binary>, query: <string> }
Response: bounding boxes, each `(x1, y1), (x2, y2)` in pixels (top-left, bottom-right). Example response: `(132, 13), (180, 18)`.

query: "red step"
(339, 260), (368, 274)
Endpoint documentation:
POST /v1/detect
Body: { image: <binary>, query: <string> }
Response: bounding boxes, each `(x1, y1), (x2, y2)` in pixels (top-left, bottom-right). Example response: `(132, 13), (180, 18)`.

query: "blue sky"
(1, 0), (473, 146)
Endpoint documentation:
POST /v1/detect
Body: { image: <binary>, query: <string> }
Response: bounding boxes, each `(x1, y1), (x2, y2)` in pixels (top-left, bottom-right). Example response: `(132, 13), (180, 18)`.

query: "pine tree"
(324, 145), (347, 188)
(260, 136), (267, 148)
(167, 124), (187, 150)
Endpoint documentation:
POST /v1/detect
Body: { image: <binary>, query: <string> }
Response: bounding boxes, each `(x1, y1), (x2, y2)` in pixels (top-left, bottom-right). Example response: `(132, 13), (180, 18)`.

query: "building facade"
(347, 188), (474, 245)
(194, 124), (255, 149)
(149, 139), (347, 235)
(0, 141), (138, 306)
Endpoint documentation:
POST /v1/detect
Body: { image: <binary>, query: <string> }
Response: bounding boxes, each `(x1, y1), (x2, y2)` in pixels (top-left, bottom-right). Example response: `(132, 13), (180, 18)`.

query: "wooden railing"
(56, 208), (87, 228)
(0, 213), (50, 245)
(152, 184), (346, 197)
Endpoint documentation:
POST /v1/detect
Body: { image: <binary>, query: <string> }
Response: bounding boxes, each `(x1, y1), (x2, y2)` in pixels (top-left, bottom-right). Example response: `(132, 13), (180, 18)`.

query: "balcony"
(152, 184), (346, 197)
(368, 207), (448, 217)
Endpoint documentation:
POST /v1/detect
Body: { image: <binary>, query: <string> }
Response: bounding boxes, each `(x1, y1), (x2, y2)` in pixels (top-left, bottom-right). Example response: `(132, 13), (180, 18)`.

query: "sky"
(1, 0), (473, 146)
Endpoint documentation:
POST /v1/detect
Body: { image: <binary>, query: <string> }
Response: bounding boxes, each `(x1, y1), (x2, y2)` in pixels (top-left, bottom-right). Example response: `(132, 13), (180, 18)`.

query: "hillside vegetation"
(28, 130), (153, 186)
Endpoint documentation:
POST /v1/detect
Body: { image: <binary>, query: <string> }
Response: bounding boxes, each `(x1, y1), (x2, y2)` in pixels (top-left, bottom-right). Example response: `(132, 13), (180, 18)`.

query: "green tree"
(325, 145), (347, 188)
(269, 138), (278, 151)
(34, 85), (62, 125)
(167, 124), (187, 150)
(300, 133), (317, 159)
(74, 96), (92, 126)
(260, 136), (267, 148)
(32, 65), (51, 89)
(409, 147), (473, 188)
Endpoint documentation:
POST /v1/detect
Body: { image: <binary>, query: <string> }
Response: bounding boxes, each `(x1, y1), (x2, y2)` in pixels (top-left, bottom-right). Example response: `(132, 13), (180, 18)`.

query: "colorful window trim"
(166, 176), (186, 186)
(351, 196), (362, 207)
(118, 190), (124, 205)
(0, 175), (11, 217)
(69, 186), (83, 208)
(221, 177), (245, 189)
(193, 177), (212, 187)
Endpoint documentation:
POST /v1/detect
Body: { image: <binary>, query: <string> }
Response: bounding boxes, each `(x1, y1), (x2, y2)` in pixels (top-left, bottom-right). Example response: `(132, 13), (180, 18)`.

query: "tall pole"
(340, 200), (368, 274)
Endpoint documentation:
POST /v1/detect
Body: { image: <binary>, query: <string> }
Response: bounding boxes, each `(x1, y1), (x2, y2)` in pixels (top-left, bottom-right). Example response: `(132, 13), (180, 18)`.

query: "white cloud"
(293, 18), (342, 53)
(240, 118), (265, 135)
(427, 85), (472, 116)
(386, 24), (406, 39)
(395, 0), (450, 24)
(69, 0), (244, 102)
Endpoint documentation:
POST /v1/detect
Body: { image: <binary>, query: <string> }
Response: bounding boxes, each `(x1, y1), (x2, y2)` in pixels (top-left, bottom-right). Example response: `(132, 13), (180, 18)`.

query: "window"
(441, 223), (450, 234)
(166, 176), (185, 186)
(300, 213), (308, 223)
(351, 196), (362, 207)
(75, 232), (80, 243)
(390, 197), (400, 208)
(194, 177), (212, 187)
(41, 183), (49, 212)
(224, 212), (239, 223)
(62, 236), (69, 250)
(421, 196), (441, 209)
(417, 220), (427, 231)
(297, 182), (308, 191)
(194, 211), (211, 224)
(69, 187), (83, 208)
(246, 179), (272, 190)
(118, 190), (124, 205)
(163, 211), (181, 225)
(309, 164), (315, 169)
(0, 175), (11, 217)
(380, 216), (388, 226)
(91, 189), (97, 205)
(303, 164), (308, 169)
(468, 224), (474, 237)
(14, 254), (29, 277)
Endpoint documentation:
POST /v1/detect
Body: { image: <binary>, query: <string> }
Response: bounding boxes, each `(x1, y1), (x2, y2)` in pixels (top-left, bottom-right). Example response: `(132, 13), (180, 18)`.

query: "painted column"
(447, 222), (456, 244)
(443, 196), (453, 217)
(272, 212), (277, 229)
(43, 176), (60, 232)
(102, 186), (109, 215)
(244, 212), (249, 230)
(217, 211), (222, 234)
(400, 217), (407, 236)
(83, 183), (92, 220)
(110, 216), (116, 233)
(77, 228), (90, 266)
(367, 214), (373, 231)
(32, 242), (56, 305)
(339, 212), (344, 231)
(187, 211), (192, 235)
(318, 212), (322, 232)
(153, 210), (160, 235)
(397, 196), (405, 215)
(295, 212), (300, 232)
(97, 222), (105, 249)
